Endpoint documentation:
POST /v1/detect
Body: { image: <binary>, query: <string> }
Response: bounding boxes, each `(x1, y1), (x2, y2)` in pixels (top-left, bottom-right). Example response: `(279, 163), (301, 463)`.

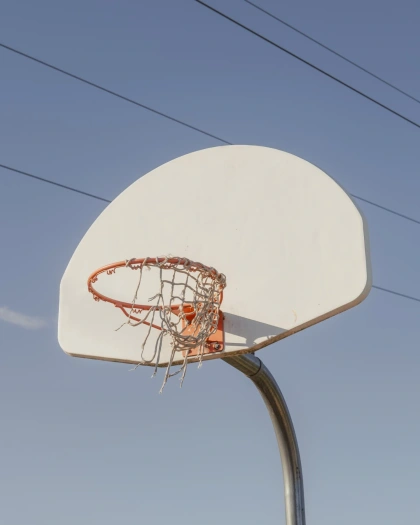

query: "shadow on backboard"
(223, 312), (285, 348)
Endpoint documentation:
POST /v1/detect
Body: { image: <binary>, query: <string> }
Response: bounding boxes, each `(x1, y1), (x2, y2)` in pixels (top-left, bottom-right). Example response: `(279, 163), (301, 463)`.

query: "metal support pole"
(223, 353), (306, 525)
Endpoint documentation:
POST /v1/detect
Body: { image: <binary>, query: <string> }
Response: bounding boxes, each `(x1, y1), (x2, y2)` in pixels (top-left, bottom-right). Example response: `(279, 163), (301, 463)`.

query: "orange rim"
(87, 257), (225, 331)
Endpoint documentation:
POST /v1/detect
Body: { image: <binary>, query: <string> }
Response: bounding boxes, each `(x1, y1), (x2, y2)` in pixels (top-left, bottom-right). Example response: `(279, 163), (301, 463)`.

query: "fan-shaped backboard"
(58, 146), (371, 366)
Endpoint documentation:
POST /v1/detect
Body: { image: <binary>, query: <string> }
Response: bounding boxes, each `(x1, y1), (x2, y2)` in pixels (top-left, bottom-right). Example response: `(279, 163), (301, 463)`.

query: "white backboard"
(58, 146), (371, 366)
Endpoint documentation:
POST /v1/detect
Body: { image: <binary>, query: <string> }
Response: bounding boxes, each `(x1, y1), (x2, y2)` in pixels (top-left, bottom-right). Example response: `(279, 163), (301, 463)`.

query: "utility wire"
(243, 0), (420, 106)
(194, 0), (420, 130)
(2, 162), (418, 225)
(2, 163), (418, 305)
(1, 42), (419, 225)
(373, 285), (420, 303)
(0, 164), (111, 203)
(0, 43), (230, 146)
(350, 193), (420, 226)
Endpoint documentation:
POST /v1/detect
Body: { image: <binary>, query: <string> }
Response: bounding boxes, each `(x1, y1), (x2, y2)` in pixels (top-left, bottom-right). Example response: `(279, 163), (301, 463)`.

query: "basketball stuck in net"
(87, 257), (226, 391)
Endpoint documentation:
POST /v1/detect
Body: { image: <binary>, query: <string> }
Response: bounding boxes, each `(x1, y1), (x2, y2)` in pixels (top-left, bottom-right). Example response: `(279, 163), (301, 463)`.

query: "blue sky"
(1, 0), (420, 523)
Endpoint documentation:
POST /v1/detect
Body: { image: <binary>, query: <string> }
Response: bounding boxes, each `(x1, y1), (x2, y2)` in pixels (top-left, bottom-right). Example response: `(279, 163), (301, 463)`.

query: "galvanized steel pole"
(223, 354), (306, 525)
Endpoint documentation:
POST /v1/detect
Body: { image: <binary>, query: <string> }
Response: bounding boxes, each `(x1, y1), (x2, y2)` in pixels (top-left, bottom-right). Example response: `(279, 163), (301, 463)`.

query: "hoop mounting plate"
(182, 312), (225, 357)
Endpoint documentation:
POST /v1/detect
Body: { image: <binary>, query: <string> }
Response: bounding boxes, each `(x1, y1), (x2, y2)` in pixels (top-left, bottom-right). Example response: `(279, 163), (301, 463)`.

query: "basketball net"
(88, 257), (226, 392)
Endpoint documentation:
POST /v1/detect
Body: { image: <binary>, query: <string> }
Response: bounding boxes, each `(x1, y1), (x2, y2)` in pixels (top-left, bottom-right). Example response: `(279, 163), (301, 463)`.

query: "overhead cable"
(243, 0), (420, 106)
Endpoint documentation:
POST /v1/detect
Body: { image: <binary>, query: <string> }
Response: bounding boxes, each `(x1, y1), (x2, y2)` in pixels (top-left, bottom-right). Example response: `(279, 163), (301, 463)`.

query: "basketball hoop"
(87, 256), (226, 391)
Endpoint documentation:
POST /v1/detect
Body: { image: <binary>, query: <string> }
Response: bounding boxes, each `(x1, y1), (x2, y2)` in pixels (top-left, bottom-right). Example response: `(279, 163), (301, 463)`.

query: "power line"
(243, 0), (420, 106)
(0, 164), (111, 203)
(1, 43), (420, 225)
(373, 285), (420, 303)
(2, 164), (419, 307)
(2, 162), (419, 224)
(350, 193), (420, 226)
(194, 0), (420, 130)
(0, 43), (230, 146)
